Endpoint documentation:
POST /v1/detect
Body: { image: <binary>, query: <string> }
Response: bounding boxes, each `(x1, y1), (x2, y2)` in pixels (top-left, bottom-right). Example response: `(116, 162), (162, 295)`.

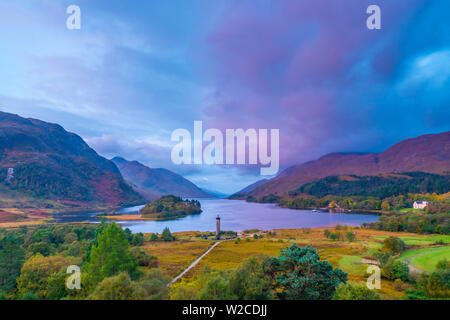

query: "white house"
(413, 200), (429, 210)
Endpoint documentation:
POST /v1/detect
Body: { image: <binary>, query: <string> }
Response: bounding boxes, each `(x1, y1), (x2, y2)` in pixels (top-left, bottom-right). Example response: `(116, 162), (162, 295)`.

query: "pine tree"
(0, 234), (25, 292)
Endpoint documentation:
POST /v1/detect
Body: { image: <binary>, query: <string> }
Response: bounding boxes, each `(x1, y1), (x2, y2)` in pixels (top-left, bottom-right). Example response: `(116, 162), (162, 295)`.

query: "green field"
(337, 255), (366, 276)
(399, 246), (450, 272)
(373, 235), (450, 245)
(397, 208), (425, 213)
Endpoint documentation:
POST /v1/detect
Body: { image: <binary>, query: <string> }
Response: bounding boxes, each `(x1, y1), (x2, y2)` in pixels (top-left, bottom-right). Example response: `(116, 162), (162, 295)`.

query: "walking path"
(361, 257), (423, 274)
(167, 241), (222, 286)
(167, 232), (259, 286)
(402, 255), (424, 274)
(361, 258), (379, 265)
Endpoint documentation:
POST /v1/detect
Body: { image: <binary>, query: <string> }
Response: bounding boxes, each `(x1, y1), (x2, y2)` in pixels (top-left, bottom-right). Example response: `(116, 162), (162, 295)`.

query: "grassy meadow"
(142, 228), (449, 300)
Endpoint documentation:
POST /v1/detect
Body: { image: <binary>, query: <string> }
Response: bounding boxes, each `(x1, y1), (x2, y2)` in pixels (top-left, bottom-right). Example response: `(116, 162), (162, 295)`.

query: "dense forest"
(290, 173), (450, 198)
(0, 223), (167, 300)
(364, 213), (449, 234)
(0, 162), (142, 205)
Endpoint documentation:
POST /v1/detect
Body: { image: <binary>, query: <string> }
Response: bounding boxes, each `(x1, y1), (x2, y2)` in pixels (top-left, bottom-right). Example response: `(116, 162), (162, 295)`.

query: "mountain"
(292, 172), (450, 198)
(0, 111), (144, 206)
(201, 188), (229, 198)
(238, 179), (269, 193)
(229, 179), (269, 199)
(111, 157), (212, 199)
(234, 131), (450, 198)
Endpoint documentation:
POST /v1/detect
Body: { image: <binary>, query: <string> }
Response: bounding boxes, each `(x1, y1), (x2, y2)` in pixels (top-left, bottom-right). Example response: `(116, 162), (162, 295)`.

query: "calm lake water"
(53, 199), (379, 234)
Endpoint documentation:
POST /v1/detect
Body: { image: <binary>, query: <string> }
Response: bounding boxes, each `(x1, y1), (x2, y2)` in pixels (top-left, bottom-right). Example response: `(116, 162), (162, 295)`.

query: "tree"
(333, 282), (380, 300)
(46, 270), (70, 300)
(16, 254), (75, 299)
(0, 233), (25, 292)
(328, 200), (337, 209)
(131, 233), (144, 246)
(373, 251), (393, 267)
(138, 269), (170, 300)
(89, 272), (144, 300)
(84, 223), (138, 286)
(345, 232), (355, 242)
(264, 244), (347, 300)
(161, 227), (176, 242)
(381, 201), (390, 211)
(382, 237), (406, 254)
(64, 232), (78, 244)
(228, 255), (274, 300)
(197, 269), (234, 300)
(28, 241), (52, 257)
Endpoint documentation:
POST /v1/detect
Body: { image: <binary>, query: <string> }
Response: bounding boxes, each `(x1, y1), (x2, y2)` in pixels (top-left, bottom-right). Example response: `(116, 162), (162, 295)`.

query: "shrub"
(301, 228), (311, 234)
(373, 251), (393, 267)
(416, 259), (450, 298)
(394, 279), (408, 291)
(130, 247), (157, 267)
(382, 258), (409, 281)
(20, 291), (40, 300)
(333, 282), (380, 300)
(138, 269), (170, 300)
(89, 272), (144, 300)
(150, 233), (159, 241)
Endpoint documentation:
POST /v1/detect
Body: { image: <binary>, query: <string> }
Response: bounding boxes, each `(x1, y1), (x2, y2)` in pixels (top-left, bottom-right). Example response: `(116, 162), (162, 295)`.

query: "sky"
(0, 0), (449, 194)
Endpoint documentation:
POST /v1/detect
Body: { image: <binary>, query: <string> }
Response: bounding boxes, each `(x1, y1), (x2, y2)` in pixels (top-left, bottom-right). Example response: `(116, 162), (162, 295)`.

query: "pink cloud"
(201, 0), (422, 171)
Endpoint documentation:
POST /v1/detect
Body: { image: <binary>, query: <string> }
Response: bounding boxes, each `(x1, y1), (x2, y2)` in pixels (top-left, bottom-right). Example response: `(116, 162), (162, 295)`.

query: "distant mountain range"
(200, 188), (230, 199)
(111, 157), (212, 200)
(232, 131), (450, 199)
(1, 111), (448, 207)
(0, 111), (143, 206)
(0, 111), (211, 209)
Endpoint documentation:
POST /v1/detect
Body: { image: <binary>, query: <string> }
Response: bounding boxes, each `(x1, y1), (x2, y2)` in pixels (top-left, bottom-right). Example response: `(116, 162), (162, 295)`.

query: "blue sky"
(0, 0), (449, 194)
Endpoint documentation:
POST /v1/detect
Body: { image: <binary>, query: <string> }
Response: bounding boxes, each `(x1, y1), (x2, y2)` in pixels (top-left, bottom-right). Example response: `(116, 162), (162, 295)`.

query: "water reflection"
(53, 199), (379, 234)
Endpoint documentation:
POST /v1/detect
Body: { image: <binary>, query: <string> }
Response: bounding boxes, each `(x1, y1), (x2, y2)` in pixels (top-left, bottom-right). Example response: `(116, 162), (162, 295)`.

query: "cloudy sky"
(0, 0), (449, 194)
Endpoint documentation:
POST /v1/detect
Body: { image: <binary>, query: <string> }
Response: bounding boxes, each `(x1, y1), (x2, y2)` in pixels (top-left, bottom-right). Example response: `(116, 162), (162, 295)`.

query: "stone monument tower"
(216, 215), (221, 240)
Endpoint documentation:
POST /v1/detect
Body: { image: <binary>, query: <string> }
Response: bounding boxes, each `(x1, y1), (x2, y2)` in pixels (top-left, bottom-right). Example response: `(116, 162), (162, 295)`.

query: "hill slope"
(292, 172), (450, 198)
(0, 111), (143, 206)
(236, 131), (450, 198)
(111, 157), (212, 199)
